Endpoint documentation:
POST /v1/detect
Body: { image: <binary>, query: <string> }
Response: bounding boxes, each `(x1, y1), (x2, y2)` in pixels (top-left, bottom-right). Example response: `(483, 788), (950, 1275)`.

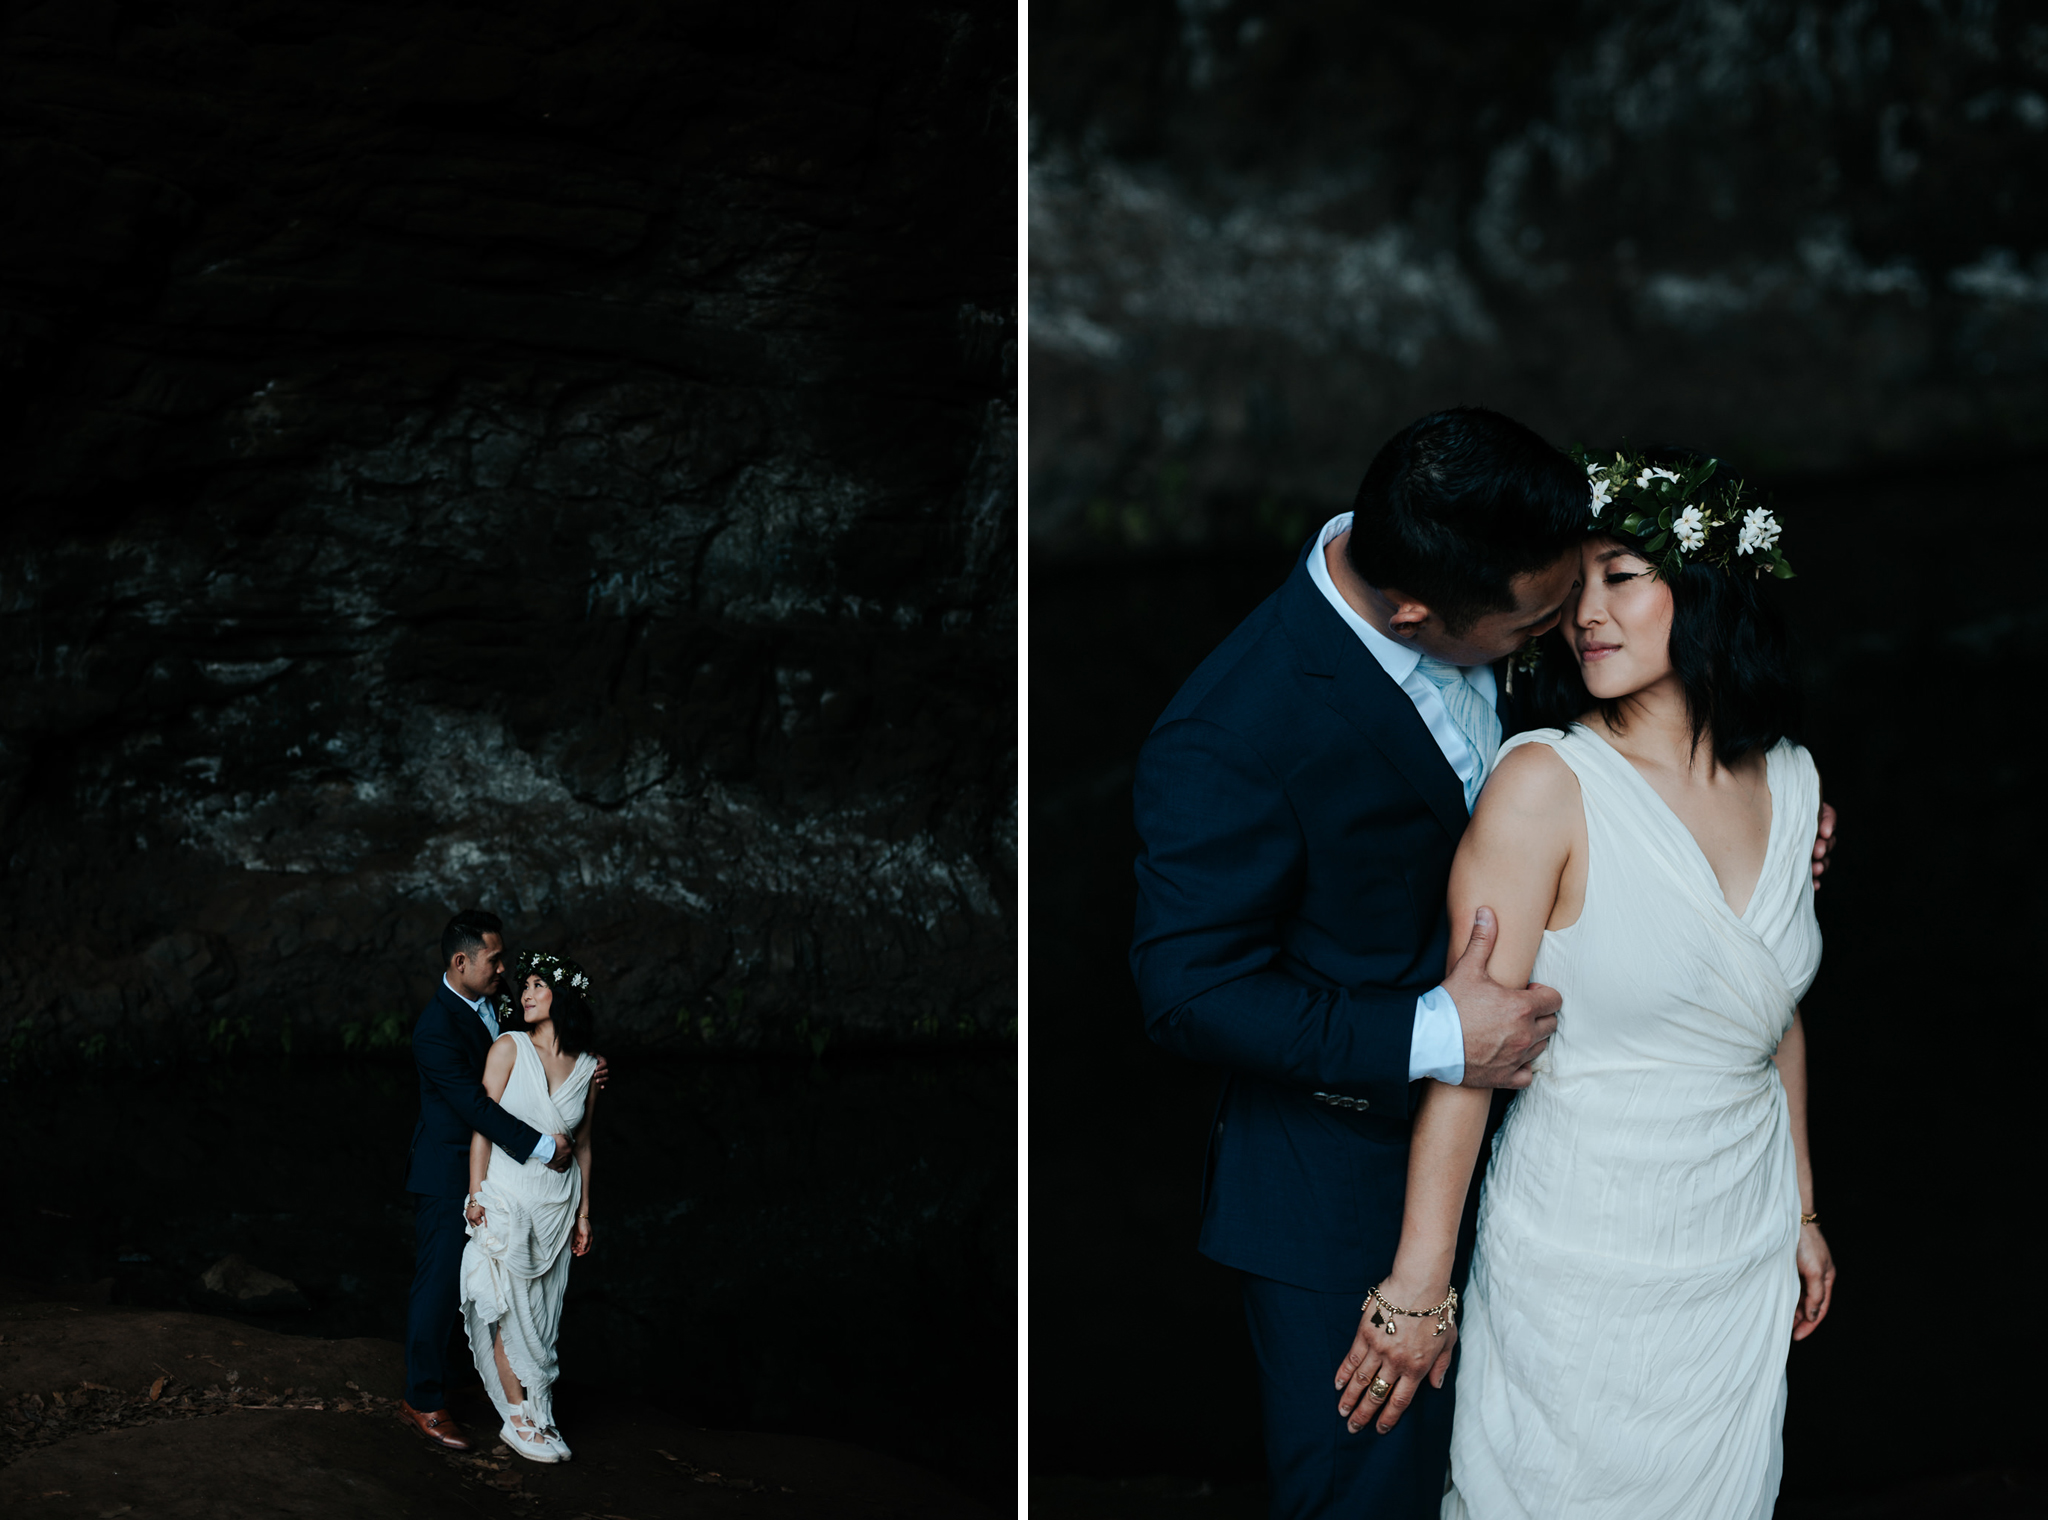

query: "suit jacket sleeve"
(413, 1008), (545, 1161)
(1131, 715), (1416, 1115)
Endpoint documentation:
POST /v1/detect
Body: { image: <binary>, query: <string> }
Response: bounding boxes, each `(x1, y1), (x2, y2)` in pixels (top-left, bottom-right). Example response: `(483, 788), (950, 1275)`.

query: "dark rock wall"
(1032, 0), (2048, 553)
(0, 0), (1017, 1059)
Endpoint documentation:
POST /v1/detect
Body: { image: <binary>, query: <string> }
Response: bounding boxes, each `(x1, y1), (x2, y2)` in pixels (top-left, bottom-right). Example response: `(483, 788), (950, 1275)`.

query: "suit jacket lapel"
(1277, 549), (1471, 842)
(437, 980), (490, 1058)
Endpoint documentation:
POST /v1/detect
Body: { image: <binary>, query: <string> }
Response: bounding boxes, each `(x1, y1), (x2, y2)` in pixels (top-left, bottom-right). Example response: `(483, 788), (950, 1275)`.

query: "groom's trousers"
(405, 1190), (471, 1410)
(1243, 1274), (1456, 1520)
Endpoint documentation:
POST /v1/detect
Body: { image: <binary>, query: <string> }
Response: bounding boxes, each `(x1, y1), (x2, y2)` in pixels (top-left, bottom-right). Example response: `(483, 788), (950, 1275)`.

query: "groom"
(1132, 409), (1620, 1517)
(398, 908), (602, 1450)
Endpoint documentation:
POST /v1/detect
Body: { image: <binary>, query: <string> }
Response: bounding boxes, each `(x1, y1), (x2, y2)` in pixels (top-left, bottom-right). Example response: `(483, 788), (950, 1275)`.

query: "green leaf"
(1772, 560), (1796, 579)
(1646, 531), (1670, 550)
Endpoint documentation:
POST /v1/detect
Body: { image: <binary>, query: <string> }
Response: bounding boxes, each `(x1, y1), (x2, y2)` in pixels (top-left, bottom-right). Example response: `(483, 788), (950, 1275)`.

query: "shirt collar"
(443, 973), (491, 1014)
(1306, 512), (1422, 683)
(1306, 513), (1499, 709)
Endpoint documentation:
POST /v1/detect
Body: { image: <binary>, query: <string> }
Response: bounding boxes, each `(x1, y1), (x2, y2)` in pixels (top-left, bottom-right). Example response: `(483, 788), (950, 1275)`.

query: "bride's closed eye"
(1603, 571), (1644, 586)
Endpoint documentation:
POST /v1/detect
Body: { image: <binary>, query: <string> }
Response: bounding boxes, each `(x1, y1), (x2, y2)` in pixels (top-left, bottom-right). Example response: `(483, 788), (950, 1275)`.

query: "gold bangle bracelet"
(1799, 1211), (1819, 1225)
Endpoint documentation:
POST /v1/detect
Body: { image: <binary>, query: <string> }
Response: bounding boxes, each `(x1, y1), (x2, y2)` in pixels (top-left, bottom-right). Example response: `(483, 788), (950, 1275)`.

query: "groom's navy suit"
(1132, 544), (1484, 1518)
(403, 980), (544, 1411)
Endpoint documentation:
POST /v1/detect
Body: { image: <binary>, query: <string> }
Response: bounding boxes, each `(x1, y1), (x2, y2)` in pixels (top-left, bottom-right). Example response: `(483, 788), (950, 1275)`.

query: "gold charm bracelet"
(1363, 1283), (1459, 1339)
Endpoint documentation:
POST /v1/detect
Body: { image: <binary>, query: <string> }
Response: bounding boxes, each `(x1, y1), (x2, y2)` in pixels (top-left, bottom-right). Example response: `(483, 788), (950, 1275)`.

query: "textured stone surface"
(1031, 0), (2048, 553)
(0, 1), (1016, 1057)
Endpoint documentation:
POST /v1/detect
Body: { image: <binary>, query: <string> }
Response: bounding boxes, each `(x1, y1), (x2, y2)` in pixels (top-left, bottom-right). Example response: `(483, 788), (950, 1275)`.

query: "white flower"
(1736, 507), (1781, 557)
(1674, 505), (1708, 551)
(574, 974), (588, 989)
(1636, 466), (1681, 490)
(1587, 474), (1615, 515)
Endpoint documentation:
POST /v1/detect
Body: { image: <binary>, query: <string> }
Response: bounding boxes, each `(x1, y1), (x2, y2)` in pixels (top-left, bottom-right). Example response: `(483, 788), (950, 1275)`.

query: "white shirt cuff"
(1409, 985), (1466, 1085)
(529, 1133), (556, 1164)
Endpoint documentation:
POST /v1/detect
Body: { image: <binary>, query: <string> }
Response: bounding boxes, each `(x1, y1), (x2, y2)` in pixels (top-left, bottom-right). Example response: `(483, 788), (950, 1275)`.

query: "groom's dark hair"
(441, 909), (503, 966)
(1345, 407), (1588, 633)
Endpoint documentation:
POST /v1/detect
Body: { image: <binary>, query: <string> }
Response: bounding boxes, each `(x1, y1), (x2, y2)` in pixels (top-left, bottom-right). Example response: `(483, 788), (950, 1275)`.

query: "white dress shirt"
(1306, 512), (1483, 1085)
(444, 974), (555, 1165)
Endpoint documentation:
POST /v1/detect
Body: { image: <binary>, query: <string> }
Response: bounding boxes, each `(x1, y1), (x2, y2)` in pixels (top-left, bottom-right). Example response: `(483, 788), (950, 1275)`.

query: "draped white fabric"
(459, 1032), (597, 1432)
(1443, 727), (1822, 1520)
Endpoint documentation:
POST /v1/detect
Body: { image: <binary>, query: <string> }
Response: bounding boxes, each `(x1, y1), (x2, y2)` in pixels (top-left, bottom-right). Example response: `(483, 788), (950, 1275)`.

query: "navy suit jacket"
(1132, 543), (1475, 1292)
(404, 981), (545, 1197)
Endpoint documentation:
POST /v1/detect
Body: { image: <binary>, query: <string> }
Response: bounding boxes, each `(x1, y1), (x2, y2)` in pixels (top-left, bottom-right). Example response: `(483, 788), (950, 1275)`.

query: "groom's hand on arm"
(1810, 801), (1838, 889)
(1444, 907), (1561, 1090)
(540, 1130), (573, 1179)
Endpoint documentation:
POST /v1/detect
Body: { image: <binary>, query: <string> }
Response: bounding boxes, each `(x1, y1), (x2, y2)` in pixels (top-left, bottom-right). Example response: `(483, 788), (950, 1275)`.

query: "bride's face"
(1568, 537), (1676, 699)
(520, 974), (554, 1024)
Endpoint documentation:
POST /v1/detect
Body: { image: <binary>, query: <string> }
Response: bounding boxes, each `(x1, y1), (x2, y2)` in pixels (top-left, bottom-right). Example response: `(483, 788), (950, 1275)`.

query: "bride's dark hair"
(1519, 455), (1802, 765)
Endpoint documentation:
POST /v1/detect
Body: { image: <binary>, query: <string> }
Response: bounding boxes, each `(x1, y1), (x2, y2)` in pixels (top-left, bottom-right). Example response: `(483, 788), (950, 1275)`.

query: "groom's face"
(1412, 550), (1580, 666)
(449, 933), (506, 999)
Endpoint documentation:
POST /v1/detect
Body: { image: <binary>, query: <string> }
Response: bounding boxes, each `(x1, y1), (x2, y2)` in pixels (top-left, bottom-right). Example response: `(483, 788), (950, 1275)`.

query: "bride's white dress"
(460, 1032), (597, 1436)
(1443, 726), (1822, 1520)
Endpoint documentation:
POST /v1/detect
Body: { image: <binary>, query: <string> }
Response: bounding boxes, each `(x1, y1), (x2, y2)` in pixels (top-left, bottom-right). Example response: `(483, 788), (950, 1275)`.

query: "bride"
(461, 950), (601, 1463)
(1335, 456), (1837, 1518)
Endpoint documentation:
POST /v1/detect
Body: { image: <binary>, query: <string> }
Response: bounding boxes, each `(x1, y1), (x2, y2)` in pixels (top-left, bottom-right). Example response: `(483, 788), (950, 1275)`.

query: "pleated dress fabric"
(1442, 727), (1822, 1520)
(459, 1032), (597, 1433)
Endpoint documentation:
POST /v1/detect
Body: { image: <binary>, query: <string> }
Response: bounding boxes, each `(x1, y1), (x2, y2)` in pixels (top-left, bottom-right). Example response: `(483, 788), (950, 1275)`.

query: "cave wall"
(1031, 0), (2048, 554)
(0, 0), (1016, 1060)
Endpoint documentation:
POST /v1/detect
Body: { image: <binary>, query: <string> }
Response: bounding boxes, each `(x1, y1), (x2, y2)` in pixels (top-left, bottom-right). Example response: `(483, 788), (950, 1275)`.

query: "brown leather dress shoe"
(399, 1400), (471, 1450)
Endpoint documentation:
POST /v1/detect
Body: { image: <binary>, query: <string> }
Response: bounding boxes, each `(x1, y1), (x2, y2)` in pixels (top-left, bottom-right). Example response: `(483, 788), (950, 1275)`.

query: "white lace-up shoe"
(501, 1416), (563, 1463)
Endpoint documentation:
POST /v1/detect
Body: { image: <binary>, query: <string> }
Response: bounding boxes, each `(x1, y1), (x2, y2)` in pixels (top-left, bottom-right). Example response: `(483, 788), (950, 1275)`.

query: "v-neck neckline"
(1580, 726), (1779, 924)
(517, 1031), (575, 1099)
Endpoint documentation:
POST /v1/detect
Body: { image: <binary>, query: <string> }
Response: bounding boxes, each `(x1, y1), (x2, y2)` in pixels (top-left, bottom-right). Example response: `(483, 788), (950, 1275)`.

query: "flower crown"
(1573, 447), (1792, 581)
(496, 950), (592, 1020)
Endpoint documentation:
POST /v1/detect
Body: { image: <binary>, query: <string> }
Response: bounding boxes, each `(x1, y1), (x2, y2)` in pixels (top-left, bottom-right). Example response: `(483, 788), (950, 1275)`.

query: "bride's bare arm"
(1773, 1008), (1834, 1338)
(571, 1086), (597, 1257)
(1336, 743), (1581, 1433)
(465, 1038), (520, 1227)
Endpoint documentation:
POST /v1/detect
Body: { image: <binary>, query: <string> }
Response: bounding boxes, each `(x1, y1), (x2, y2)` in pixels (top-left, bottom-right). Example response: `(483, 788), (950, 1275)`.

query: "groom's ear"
(1382, 590), (1434, 638)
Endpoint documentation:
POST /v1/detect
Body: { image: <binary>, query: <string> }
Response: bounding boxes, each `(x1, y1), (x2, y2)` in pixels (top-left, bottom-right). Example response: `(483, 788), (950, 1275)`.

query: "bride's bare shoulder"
(1478, 738), (1582, 822)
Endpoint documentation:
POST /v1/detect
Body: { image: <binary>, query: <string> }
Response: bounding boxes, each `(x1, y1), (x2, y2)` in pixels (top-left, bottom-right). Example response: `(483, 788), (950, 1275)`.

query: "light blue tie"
(1413, 654), (1502, 812)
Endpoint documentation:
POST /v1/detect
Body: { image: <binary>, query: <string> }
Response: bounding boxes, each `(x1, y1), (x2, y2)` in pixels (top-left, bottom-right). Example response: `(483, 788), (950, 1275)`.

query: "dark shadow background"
(1030, 4), (2048, 1516)
(0, 0), (1014, 1506)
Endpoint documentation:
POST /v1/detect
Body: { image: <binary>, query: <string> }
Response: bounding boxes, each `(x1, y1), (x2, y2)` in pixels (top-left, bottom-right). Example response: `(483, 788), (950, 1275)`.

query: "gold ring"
(1367, 1377), (1391, 1402)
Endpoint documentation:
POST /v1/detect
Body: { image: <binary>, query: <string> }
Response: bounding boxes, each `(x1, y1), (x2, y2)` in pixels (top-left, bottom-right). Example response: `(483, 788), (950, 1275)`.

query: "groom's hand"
(1810, 801), (1838, 889)
(1447, 906), (1560, 1089)
(545, 1133), (574, 1172)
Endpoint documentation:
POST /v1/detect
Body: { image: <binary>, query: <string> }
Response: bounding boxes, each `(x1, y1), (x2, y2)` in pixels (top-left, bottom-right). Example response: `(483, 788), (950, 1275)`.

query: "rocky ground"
(0, 1287), (993, 1519)
(2, 1049), (1015, 1502)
